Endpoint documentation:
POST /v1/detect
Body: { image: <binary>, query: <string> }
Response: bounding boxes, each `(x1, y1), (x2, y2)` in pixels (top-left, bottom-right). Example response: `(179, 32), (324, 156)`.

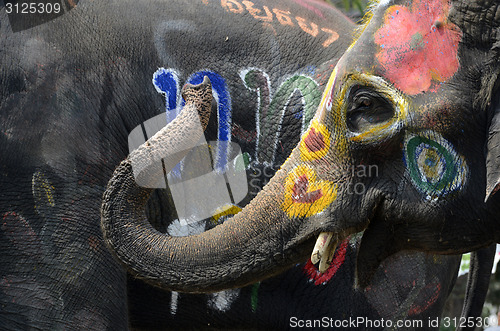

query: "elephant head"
(101, 0), (500, 292)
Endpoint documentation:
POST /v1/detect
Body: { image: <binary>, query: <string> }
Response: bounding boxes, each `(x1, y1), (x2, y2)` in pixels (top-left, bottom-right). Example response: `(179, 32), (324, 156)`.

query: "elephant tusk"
(319, 238), (338, 273)
(311, 232), (338, 272)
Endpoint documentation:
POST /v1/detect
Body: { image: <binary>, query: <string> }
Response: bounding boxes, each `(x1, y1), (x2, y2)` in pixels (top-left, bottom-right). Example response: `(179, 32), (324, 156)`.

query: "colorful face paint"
(374, 0), (461, 95)
(210, 205), (242, 224)
(335, 74), (409, 144)
(404, 131), (468, 199)
(32, 171), (56, 215)
(320, 66), (338, 116)
(299, 119), (331, 161)
(282, 164), (337, 218)
(244, 70), (321, 164)
(408, 282), (441, 316)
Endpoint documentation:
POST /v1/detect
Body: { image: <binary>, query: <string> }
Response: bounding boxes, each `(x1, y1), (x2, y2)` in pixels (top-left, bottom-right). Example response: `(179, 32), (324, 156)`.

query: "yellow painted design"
(282, 165), (337, 218)
(314, 63), (350, 158)
(317, 66), (338, 121)
(418, 148), (442, 180)
(330, 72), (351, 156)
(338, 73), (409, 143)
(350, 4), (375, 49)
(211, 204), (242, 224)
(299, 119), (331, 161)
(313, 1), (399, 155)
(32, 171), (55, 215)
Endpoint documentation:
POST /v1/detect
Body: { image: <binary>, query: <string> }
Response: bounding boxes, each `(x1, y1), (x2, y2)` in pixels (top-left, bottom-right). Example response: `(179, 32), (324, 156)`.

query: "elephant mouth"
(310, 194), (384, 277)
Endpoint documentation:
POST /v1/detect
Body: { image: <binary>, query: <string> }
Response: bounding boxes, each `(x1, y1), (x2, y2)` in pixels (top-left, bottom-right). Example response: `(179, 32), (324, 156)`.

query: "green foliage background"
(327, 0), (368, 14)
(327, 0), (369, 19)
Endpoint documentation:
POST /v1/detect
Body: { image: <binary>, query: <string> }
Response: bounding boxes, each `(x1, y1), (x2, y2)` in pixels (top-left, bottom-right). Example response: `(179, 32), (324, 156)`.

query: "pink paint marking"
(292, 0), (325, 19)
(374, 0), (461, 95)
(232, 123), (257, 143)
(408, 282), (441, 316)
(2, 212), (43, 258)
(292, 175), (323, 203)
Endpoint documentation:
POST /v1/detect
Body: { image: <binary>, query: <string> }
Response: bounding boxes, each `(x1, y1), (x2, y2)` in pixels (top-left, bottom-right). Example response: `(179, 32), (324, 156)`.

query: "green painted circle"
(406, 135), (457, 194)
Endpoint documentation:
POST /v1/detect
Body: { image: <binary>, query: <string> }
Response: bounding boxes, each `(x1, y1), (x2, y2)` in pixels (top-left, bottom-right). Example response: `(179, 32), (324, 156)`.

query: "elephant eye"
(346, 86), (395, 133)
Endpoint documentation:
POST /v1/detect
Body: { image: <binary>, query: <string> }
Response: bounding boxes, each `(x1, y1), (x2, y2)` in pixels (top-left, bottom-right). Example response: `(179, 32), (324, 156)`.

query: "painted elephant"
(0, 0), (491, 329)
(99, 0), (500, 328)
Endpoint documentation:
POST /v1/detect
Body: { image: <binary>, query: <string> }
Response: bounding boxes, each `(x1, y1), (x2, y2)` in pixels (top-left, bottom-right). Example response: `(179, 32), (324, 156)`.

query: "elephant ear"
(485, 30), (500, 203)
(485, 91), (500, 202)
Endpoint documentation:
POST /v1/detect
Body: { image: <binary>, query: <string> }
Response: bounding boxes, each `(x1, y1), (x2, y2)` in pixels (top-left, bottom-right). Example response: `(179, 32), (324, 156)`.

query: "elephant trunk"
(101, 77), (314, 292)
(101, 161), (314, 292)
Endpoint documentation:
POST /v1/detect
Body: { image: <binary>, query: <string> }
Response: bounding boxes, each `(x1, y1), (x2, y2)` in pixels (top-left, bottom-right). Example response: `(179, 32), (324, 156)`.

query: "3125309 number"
(5, 2), (61, 14)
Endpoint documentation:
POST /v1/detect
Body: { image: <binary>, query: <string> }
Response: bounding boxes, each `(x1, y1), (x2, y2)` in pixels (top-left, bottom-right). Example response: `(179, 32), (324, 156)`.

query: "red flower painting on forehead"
(374, 0), (462, 95)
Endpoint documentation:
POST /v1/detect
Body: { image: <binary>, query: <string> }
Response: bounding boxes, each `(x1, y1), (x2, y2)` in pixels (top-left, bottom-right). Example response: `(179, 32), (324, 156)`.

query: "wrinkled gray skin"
(102, 0), (500, 293)
(0, 0), (493, 329)
(102, 0), (499, 329)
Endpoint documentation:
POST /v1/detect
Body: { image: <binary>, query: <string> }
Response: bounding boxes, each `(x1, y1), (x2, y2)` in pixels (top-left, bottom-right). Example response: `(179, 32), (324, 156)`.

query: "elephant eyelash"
(346, 86), (396, 133)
